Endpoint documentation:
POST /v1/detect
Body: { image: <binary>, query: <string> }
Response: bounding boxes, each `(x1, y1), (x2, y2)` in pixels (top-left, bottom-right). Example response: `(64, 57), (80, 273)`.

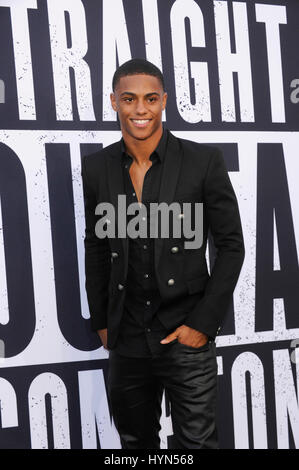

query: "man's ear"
(110, 92), (117, 111)
(162, 92), (168, 110)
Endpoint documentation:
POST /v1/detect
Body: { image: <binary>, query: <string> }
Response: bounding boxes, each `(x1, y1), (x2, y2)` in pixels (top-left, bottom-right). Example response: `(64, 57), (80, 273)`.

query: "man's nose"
(135, 99), (147, 114)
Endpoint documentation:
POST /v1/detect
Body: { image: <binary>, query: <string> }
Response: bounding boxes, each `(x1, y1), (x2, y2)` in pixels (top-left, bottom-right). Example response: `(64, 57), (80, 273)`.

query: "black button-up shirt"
(113, 128), (175, 358)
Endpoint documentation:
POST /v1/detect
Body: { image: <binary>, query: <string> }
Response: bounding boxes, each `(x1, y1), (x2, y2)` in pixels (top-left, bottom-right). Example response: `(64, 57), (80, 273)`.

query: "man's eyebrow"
(119, 92), (161, 97)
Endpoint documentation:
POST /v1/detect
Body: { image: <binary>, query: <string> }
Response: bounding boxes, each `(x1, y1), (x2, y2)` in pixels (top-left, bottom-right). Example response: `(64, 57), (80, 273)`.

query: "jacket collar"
(120, 126), (168, 164)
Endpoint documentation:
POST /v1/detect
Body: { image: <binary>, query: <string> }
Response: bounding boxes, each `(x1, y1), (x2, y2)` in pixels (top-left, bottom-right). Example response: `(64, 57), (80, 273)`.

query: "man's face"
(110, 74), (167, 141)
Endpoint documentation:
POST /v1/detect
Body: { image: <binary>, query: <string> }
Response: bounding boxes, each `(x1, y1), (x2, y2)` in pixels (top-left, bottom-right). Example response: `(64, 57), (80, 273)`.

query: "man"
(81, 58), (245, 449)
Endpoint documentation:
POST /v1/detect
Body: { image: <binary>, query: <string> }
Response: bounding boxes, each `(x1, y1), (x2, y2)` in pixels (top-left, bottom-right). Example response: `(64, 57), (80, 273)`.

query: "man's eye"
(148, 97), (157, 102)
(124, 97), (133, 102)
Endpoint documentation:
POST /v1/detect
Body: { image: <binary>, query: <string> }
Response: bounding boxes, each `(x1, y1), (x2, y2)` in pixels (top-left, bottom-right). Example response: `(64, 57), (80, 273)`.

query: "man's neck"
(122, 126), (163, 165)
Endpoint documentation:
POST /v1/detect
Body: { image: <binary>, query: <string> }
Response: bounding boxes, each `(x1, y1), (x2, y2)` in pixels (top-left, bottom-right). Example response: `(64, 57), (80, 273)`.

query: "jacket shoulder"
(83, 139), (120, 170)
(175, 134), (219, 157)
(169, 132), (220, 168)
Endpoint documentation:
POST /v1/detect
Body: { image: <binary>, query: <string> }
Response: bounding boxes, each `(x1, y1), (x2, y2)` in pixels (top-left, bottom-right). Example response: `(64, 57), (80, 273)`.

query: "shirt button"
(144, 273), (149, 279)
(167, 279), (175, 286)
(171, 246), (179, 253)
(118, 284), (124, 290)
(132, 192), (136, 196)
(143, 244), (147, 250)
(146, 328), (151, 332)
(146, 300), (151, 306)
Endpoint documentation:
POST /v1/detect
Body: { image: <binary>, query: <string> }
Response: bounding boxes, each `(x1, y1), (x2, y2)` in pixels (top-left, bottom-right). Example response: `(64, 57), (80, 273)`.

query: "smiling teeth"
(133, 120), (149, 123)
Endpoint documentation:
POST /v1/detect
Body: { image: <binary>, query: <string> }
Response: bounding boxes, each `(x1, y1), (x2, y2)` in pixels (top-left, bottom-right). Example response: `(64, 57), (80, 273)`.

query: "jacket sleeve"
(81, 156), (111, 331)
(184, 147), (245, 338)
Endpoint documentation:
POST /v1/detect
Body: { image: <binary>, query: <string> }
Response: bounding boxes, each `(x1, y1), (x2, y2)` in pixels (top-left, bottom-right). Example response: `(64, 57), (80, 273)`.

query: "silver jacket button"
(118, 284), (124, 290)
(167, 278), (175, 286)
(111, 252), (118, 258)
(171, 246), (179, 253)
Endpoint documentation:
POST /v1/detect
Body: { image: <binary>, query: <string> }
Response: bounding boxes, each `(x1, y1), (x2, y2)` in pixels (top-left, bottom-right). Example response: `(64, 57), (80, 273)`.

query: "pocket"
(186, 274), (209, 295)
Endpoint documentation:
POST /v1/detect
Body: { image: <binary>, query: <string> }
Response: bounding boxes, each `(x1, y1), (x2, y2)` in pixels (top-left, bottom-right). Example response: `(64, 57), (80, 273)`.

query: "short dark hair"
(112, 58), (165, 92)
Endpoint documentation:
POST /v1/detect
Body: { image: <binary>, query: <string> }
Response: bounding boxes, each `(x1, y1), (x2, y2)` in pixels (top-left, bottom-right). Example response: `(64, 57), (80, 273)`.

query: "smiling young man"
(81, 58), (245, 449)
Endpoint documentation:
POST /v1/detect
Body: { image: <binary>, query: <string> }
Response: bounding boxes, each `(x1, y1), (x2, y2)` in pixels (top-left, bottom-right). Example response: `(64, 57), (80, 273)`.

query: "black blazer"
(81, 130), (245, 349)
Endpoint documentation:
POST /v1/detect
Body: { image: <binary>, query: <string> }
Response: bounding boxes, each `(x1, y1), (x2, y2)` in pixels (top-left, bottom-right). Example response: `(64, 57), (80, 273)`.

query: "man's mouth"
(131, 119), (151, 128)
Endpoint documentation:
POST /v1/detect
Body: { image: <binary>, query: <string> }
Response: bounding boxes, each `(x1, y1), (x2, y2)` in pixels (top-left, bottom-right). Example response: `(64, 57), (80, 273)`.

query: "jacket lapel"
(106, 130), (183, 281)
(106, 141), (129, 278)
(154, 131), (183, 278)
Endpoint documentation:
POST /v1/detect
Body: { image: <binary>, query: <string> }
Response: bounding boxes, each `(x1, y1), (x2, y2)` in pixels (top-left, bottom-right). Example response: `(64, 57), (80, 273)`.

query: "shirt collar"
(121, 127), (168, 164)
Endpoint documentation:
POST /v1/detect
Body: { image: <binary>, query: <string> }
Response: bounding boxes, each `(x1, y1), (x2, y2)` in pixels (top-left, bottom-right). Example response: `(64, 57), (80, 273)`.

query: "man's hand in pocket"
(97, 328), (109, 350)
(160, 325), (208, 348)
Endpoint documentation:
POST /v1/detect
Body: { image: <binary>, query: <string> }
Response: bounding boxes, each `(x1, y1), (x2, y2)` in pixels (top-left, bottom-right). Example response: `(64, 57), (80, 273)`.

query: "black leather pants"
(107, 339), (219, 449)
